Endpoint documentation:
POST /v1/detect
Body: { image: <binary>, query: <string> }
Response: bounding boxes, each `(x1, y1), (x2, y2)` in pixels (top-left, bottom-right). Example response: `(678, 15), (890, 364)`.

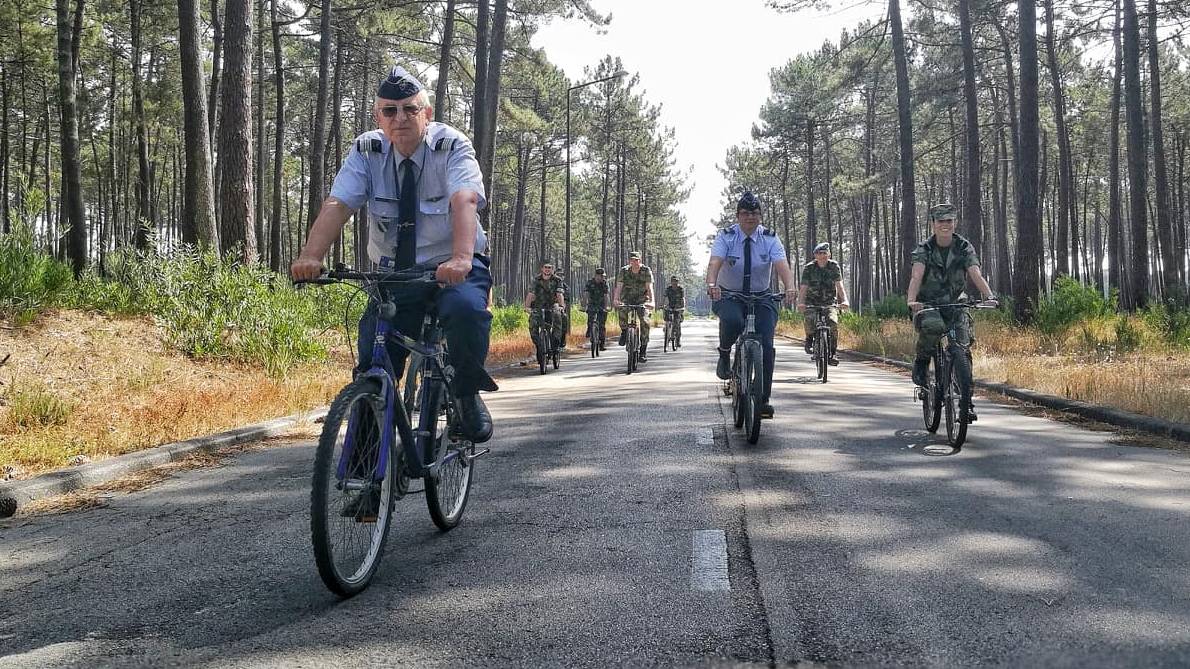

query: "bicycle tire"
(627, 327), (638, 374)
(817, 330), (829, 383)
(552, 348), (560, 370)
(745, 341), (764, 444)
(674, 321), (681, 349)
(423, 381), (475, 530)
(732, 349), (746, 428)
(536, 329), (547, 375)
(311, 377), (395, 598)
(922, 352), (942, 433)
(946, 347), (971, 448)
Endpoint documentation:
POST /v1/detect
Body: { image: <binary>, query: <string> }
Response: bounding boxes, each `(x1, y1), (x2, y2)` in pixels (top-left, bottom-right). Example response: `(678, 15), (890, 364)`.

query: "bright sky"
(532, 0), (885, 269)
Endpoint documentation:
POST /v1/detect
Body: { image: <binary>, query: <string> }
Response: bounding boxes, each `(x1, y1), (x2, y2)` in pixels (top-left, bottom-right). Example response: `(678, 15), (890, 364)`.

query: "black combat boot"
(716, 348), (731, 380)
(638, 343), (649, 363)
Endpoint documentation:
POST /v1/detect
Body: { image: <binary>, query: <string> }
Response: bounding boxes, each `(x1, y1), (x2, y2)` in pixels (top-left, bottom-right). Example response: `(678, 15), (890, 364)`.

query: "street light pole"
(565, 70), (627, 278)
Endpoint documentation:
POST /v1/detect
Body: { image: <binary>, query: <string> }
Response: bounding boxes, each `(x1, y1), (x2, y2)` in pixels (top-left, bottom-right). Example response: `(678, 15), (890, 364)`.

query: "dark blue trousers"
(714, 297), (777, 402)
(356, 255), (496, 396)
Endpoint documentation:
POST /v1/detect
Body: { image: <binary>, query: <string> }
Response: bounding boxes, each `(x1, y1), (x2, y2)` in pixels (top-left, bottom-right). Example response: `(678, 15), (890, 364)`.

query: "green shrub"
(490, 305), (527, 338)
(1143, 300), (1190, 349)
(840, 310), (882, 336)
(1035, 277), (1116, 336)
(1114, 316), (1143, 353)
(0, 224), (73, 324)
(868, 293), (911, 319)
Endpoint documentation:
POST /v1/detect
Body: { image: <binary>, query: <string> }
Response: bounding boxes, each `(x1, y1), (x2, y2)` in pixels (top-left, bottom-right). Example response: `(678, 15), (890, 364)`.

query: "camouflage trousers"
(802, 305), (839, 342)
(617, 305), (651, 347)
(913, 308), (972, 360)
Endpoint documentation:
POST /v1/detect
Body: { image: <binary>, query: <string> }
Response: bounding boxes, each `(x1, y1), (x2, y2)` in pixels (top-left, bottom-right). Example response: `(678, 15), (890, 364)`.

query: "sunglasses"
(378, 104), (424, 119)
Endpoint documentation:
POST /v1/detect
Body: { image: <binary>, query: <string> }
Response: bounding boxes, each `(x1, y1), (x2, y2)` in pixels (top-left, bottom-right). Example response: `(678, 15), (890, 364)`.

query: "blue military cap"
(814, 242), (830, 253)
(737, 191), (762, 212)
(378, 65), (423, 100)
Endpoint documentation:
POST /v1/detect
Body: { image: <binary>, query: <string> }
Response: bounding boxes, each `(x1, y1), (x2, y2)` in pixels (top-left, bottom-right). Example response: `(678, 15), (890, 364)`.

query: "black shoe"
(828, 355), (839, 366)
(341, 488), (381, 522)
(716, 350), (731, 380)
(760, 403), (774, 419)
(638, 344), (648, 363)
(804, 340), (813, 354)
(600, 343), (608, 351)
(912, 358), (930, 387)
(618, 332), (627, 346)
(965, 403), (978, 423)
(456, 394), (493, 443)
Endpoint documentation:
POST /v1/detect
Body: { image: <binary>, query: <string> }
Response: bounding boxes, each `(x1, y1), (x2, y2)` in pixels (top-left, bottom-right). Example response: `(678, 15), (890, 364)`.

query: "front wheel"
(663, 321), (672, 352)
(311, 377), (396, 598)
(816, 329), (829, 383)
(423, 386), (475, 530)
(744, 341), (764, 444)
(731, 349), (746, 429)
(945, 348), (971, 448)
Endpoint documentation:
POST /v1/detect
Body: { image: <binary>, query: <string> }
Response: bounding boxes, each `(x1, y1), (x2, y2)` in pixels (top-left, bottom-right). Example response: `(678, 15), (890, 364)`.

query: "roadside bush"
(4, 380), (74, 428)
(868, 292), (911, 319)
(0, 225), (73, 324)
(1143, 300), (1190, 349)
(490, 305), (527, 338)
(1034, 276), (1115, 336)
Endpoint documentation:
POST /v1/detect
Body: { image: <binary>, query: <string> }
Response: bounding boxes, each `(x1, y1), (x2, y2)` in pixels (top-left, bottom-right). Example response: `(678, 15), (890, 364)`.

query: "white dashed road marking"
(691, 529), (730, 591)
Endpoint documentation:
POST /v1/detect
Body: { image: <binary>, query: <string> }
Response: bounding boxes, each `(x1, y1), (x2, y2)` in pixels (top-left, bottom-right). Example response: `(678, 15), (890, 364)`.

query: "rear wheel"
(922, 352), (942, 433)
(423, 384), (474, 530)
(744, 341), (764, 444)
(311, 378), (395, 598)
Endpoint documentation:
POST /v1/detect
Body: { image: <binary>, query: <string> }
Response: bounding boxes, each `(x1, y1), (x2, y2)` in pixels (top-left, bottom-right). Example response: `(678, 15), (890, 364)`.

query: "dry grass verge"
(778, 317), (1190, 425)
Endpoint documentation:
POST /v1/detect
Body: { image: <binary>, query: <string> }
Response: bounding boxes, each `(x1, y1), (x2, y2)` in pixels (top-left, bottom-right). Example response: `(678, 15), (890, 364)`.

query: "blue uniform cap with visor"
(378, 65), (424, 100)
(737, 191), (762, 212)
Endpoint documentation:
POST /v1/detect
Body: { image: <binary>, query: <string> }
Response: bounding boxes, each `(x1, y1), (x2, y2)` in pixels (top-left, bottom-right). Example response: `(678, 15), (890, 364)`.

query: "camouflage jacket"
(617, 265), (653, 305)
(665, 285), (685, 309)
(910, 233), (980, 304)
(529, 274), (564, 310)
(800, 260), (842, 306)
(584, 278), (609, 309)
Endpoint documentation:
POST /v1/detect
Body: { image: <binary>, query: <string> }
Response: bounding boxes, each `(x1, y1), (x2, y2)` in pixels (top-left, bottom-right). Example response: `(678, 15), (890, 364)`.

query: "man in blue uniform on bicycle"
(290, 65), (496, 443)
(706, 192), (797, 418)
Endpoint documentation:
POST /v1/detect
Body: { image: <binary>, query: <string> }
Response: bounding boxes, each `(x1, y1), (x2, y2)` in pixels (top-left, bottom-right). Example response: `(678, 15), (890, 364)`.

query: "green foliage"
(4, 380), (74, 428)
(840, 310), (882, 336)
(490, 305), (528, 338)
(1143, 300), (1190, 349)
(1114, 317), (1144, 353)
(868, 293), (911, 319)
(1034, 277), (1116, 336)
(0, 224), (74, 324)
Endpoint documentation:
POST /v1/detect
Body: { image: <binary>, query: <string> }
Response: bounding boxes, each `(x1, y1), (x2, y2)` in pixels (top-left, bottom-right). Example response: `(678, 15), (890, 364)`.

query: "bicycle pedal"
(462, 448), (490, 463)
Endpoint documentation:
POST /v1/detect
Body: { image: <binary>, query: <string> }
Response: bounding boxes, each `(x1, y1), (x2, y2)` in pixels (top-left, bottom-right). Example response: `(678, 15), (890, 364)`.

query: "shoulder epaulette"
(762, 228), (776, 236)
(355, 138), (382, 155)
(433, 137), (458, 152)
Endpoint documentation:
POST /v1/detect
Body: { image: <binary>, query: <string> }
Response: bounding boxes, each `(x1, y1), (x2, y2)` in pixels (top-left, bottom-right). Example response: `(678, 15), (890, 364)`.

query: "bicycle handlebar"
(917, 300), (999, 314)
(294, 266), (439, 286)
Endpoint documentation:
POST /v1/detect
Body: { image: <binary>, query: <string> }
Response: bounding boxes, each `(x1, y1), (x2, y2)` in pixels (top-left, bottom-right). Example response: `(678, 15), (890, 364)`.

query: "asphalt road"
(2, 320), (1189, 667)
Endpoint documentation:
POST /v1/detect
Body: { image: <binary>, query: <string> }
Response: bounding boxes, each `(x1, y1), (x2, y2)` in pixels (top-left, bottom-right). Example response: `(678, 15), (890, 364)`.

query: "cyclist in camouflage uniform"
(664, 276), (685, 348)
(582, 268), (610, 351)
(796, 242), (849, 365)
(613, 251), (655, 362)
(906, 203), (997, 416)
(523, 261), (565, 350)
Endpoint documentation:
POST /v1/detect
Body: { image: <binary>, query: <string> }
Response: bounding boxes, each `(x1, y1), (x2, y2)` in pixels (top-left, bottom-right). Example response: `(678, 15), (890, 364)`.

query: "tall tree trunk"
(479, 0), (508, 217)
(1044, 0), (1073, 278)
(1122, 0), (1148, 308)
(890, 0), (916, 292)
(178, 0), (218, 248)
(305, 0), (332, 231)
(254, 0), (267, 261)
(804, 118), (817, 257)
(1013, 0), (1042, 322)
(433, 0), (456, 123)
(471, 0), (489, 142)
(959, 0), (983, 262)
(269, 0), (284, 272)
(129, 0), (153, 250)
(1108, 0), (1124, 297)
(57, 0), (86, 274)
(217, 0), (256, 262)
(209, 0), (223, 146)
(1148, 0), (1177, 296)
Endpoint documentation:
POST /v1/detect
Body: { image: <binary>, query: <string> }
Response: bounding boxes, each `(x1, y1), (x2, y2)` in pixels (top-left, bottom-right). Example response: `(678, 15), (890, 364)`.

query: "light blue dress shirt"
(710, 223), (787, 293)
(329, 122), (487, 265)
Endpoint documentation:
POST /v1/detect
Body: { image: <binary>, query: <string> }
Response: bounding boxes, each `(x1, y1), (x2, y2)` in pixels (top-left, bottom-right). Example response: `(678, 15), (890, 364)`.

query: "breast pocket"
(726, 254), (740, 267)
(368, 198), (400, 233)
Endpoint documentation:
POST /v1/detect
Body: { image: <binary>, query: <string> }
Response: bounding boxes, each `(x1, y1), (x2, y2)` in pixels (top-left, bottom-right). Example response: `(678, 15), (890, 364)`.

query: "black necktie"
(396, 158), (417, 270)
(743, 235), (753, 293)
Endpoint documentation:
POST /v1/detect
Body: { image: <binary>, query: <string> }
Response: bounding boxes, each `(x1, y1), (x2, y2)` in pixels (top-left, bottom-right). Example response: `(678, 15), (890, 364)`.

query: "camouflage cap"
(813, 242), (830, 253)
(670, 275), (680, 282)
(595, 267), (606, 275)
(929, 203), (959, 221)
(628, 251), (642, 260)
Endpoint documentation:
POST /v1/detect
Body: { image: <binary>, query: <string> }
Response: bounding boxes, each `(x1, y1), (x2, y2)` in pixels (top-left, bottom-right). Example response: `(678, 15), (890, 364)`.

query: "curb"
(0, 408), (329, 518)
(779, 334), (1190, 443)
(0, 358), (531, 518)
